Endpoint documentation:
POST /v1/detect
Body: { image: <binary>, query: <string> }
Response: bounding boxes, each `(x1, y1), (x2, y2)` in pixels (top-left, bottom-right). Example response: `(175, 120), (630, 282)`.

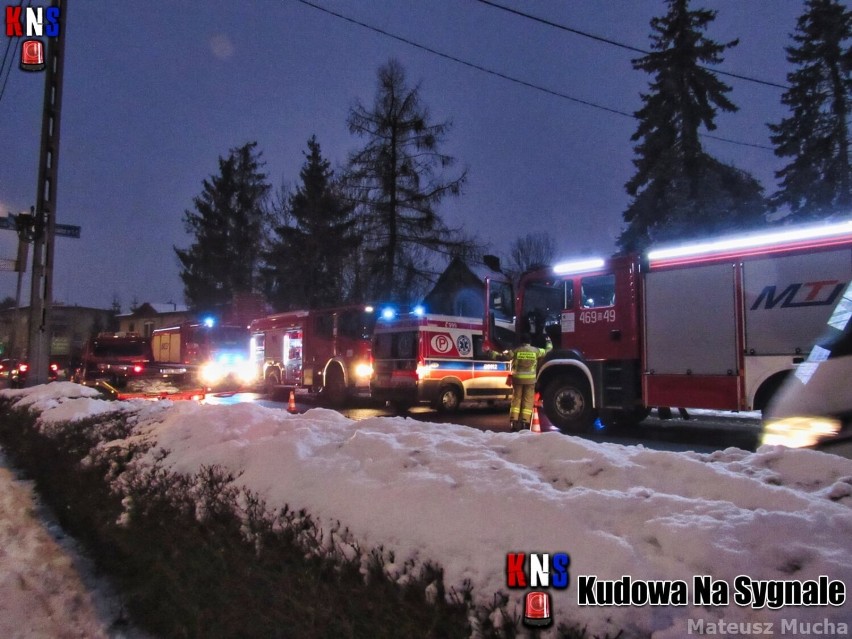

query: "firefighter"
(493, 332), (552, 431)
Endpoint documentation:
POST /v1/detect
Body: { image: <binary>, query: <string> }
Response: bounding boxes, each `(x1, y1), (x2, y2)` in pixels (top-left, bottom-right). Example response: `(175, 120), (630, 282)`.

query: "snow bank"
(3, 384), (851, 637)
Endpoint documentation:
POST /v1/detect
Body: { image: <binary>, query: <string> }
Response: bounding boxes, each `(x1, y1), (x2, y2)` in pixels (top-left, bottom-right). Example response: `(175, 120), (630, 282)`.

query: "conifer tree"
(769, 0), (852, 219)
(619, 0), (765, 252)
(262, 136), (357, 310)
(175, 142), (271, 312)
(344, 59), (470, 302)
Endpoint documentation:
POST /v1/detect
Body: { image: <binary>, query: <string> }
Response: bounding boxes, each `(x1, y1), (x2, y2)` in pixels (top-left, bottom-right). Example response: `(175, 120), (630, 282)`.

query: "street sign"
(0, 213), (81, 238)
(55, 223), (80, 238)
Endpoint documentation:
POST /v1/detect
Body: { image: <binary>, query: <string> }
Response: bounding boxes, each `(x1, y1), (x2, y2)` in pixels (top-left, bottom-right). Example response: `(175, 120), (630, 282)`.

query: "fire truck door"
(567, 268), (638, 362)
(282, 330), (302, 385)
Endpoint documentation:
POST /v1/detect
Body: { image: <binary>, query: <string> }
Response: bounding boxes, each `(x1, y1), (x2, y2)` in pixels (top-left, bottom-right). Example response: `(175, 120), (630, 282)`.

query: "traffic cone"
(287, 389), (297, 413)
(530, 393), (542, 433)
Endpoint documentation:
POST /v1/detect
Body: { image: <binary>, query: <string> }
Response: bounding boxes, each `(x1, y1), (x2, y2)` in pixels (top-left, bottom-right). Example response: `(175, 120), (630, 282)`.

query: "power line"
(473, 0), (790, 90)
(0, 30), (19, 104)
(294, 0), (774, 151)
(295, 0), (633, 119)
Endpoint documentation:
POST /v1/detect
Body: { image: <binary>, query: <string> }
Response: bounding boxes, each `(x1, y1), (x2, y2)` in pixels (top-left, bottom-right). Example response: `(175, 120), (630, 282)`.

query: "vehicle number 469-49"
(579, 309), (616, 324)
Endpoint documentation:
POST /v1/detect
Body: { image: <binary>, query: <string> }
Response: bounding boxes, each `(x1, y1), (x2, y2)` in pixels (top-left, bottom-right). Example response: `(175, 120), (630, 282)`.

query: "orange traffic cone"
(287, 389), (297, 413)
(530, 393), (542, 433)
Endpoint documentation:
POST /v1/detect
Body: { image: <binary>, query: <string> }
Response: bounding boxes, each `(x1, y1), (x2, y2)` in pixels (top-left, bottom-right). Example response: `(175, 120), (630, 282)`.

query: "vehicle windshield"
(339, 310), (377, 341)
(93, 341), (149, 358)
(210, 326), (249, 350)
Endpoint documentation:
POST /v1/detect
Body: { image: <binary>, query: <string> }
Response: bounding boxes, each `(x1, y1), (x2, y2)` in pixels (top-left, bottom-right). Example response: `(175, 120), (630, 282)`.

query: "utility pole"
(27, 0), (66, 385)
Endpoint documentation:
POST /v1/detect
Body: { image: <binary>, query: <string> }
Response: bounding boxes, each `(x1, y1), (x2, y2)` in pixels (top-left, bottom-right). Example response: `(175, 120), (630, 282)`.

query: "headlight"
(354, 362), (373, 379)
(200, 362), (225, 385)
(236, 361), (257, 384)
(761, 416), (842, 448)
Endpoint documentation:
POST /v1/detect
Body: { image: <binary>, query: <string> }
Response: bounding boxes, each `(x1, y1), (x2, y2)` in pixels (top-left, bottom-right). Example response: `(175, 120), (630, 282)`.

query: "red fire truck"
(512, 220), (852, 432)
(249, 305), (376, 405)
(151, 321), (254, 389)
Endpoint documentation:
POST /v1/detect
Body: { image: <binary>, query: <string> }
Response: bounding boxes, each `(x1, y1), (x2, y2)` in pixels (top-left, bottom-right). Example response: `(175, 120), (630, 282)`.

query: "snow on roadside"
(0, 456), (111, 639)
(2, 382), (851, 638)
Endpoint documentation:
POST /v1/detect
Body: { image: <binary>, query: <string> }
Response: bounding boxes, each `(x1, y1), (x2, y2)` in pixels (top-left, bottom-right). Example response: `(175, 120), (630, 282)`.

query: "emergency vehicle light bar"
(647, 219), (852, 265)
(552, 257), (606, 275)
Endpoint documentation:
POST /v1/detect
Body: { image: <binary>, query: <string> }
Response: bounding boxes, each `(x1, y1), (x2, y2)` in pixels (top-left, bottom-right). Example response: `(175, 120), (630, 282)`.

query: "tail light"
(133, 364), (144, 373)
(49, 363), (58, 372)
(18, 363), (28, 372)
(415, 357), (430, 380)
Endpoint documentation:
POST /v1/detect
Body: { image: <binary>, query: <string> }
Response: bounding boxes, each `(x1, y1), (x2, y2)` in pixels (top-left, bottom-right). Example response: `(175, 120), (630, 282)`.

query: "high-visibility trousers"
(510, 384), (536, 424)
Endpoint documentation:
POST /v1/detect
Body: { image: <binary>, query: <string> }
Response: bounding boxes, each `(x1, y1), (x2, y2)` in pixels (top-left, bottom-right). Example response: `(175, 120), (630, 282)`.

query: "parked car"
(762, 281), (852, 448)
(0, 358), (19, 380)
(9, 361), (60, 388)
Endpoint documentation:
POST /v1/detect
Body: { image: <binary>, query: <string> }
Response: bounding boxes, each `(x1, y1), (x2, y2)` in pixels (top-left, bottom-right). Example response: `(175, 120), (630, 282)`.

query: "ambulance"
(371, 310), (511, 412)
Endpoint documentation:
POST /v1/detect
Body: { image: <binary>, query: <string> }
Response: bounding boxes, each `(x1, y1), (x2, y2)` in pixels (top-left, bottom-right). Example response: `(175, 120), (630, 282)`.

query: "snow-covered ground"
(1, 382), (851, 637)
(0, 445), (152, 639)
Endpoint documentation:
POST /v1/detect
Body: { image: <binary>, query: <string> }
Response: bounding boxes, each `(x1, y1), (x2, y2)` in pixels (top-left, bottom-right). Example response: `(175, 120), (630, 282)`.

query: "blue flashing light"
(593, 418), (605, 431)
(381, 307), (396, 320)
(202, 316), (215, 328)
(412, 304), (425, 317)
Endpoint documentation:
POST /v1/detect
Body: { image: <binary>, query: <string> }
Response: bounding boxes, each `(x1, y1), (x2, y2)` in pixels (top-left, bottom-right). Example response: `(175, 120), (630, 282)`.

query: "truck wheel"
(434, 385), (462, 413)
(543, 375), (595, 433)
(324, 366), (347, 407)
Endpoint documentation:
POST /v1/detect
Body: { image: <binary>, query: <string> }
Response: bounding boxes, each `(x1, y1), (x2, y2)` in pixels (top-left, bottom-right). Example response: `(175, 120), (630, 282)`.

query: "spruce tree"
(175, 142), (271, 312)
(344, 59), (470, 302)
(619, 0), (765, 252)
(262, 136), (357, 310)
(769, 0), (852, 219)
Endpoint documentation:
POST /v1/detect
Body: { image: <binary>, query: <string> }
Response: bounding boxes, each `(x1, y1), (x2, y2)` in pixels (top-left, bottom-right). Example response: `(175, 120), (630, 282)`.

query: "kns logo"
(751, 280), (846, 310)
(506, 552), (571, 589)
(5, 6), (60, 37)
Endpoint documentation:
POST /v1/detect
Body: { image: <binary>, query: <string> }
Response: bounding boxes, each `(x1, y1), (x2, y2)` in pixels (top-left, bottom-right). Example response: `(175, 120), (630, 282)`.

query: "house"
(116, 293), (272, 336)
(422, 255), (506, 317)
(0, 304), (115, 362)
(116, 303), (193, 337)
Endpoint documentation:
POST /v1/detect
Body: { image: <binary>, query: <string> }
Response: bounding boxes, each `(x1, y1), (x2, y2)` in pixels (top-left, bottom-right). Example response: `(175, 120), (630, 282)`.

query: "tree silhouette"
(344, 59), (471, 302)
(176, 142), (271, 312)
(769, 0), (852, 220)
(619, 0), (765, 252)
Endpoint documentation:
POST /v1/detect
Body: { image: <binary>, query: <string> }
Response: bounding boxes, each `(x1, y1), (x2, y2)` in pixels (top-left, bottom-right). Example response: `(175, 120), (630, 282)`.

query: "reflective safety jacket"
(511, 340), (552, 385)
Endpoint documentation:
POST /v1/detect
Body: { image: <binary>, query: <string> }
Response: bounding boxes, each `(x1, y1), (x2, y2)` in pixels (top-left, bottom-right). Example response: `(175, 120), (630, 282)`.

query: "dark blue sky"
(0, 1), (805, 310)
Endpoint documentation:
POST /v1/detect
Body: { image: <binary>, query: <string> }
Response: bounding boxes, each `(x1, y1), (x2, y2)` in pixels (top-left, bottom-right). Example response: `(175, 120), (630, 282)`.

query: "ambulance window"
(395, 332), (417, 358)
(473, 335), (486, 359)
(374, 334), (392, 359)
(373, 332), (417, 359)
(581, 274), (615, 308)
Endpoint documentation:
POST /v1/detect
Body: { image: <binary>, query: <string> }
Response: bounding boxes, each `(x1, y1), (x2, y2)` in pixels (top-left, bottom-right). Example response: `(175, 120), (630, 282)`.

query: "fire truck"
(249, 305), (376, 405)
(371, 310), (512, 412)
(511, 220), (852, 432)
(71, 332), (205, 401)
(151, 321), (254, 389)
